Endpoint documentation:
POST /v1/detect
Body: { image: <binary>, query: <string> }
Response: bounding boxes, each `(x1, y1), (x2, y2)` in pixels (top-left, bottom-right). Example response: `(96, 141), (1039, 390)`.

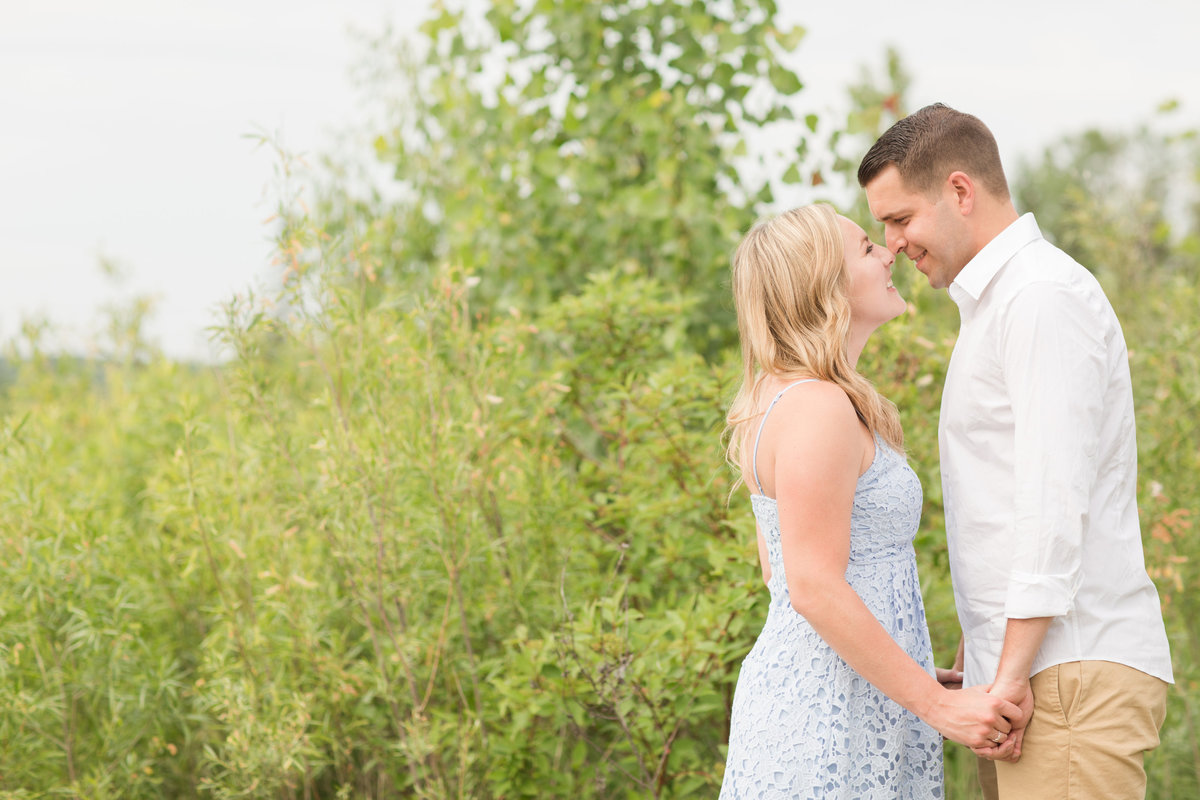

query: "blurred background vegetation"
(2, 1), (1197, 797)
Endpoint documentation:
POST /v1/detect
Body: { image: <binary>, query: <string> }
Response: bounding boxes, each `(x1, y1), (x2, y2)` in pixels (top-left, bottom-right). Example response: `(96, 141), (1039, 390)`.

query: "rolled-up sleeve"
(999, 281), (1106, 619)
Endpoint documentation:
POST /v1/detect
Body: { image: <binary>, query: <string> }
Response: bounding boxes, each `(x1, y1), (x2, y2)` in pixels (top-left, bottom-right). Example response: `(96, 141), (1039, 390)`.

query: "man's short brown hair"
(857, 103), (1010, 199)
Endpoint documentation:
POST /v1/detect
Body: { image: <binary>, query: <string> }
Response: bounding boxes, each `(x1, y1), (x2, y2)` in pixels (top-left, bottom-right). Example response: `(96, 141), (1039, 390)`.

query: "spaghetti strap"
(751, 379), (819, 495)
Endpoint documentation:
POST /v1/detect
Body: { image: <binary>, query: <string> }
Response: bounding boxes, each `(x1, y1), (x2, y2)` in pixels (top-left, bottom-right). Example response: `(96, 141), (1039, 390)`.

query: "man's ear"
(946, 171), (975, 215)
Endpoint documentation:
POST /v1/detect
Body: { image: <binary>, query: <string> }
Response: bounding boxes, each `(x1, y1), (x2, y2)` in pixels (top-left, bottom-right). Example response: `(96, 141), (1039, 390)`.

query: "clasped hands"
(936, 668), (1033, 763)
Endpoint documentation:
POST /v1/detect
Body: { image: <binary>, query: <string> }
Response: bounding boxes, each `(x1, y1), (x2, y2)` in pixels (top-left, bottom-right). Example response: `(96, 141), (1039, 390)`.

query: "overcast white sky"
(3, 0), (1198, 361)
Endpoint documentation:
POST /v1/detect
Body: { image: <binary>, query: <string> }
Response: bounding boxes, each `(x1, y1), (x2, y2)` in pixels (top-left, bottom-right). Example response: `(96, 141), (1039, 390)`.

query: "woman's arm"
(762, 382), (1023, 749)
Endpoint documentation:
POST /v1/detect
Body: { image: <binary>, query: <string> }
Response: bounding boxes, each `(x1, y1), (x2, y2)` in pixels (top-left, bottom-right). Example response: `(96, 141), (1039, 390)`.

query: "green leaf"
(768, 63), (803, 96)
(775, 24), (807, 51)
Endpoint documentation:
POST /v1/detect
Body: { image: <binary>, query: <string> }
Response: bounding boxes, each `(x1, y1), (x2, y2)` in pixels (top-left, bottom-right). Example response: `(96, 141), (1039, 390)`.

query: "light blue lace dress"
(720, 381), (944, 799)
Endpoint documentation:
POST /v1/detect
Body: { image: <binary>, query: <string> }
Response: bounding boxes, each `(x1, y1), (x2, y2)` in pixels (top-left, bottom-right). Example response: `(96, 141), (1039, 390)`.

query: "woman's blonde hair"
(725, 204), (904, 492)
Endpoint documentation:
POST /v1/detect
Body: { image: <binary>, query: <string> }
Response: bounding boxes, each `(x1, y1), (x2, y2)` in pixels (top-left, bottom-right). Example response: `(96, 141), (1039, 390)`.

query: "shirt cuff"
(1004, 571), (1075, 618)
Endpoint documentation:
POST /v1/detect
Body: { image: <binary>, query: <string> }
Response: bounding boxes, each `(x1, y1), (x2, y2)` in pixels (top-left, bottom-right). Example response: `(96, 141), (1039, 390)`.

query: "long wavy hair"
(725, 204), (904, 493)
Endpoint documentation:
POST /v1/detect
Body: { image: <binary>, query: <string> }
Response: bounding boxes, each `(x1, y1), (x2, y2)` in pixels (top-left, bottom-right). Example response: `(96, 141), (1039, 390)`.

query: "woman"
(719, 205), (1021, 798)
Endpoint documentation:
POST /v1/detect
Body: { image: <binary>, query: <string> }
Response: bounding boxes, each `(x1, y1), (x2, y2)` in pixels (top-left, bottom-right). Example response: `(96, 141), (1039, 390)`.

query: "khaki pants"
(978, 661), (1168, 800)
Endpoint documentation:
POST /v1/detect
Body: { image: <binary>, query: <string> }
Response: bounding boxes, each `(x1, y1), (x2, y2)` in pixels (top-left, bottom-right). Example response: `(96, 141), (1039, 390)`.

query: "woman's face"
(838, 215), (906, 331)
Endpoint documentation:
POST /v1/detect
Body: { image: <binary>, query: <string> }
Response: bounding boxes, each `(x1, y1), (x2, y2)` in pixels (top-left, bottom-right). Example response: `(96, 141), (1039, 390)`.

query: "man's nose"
(885, 228), (905, 255)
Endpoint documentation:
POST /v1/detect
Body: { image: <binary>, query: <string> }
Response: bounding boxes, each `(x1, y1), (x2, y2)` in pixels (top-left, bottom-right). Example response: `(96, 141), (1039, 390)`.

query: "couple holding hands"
(719, 104), (1173, 799)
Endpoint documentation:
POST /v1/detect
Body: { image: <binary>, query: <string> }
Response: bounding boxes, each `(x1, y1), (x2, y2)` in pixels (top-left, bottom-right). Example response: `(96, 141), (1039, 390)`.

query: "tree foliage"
(327, 0), (810, 355)
(1014, 111), (1200, 304)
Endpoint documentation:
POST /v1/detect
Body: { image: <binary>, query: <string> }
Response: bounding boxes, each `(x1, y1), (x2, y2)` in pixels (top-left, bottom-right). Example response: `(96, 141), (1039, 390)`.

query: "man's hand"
(972, 677), (1034, 763)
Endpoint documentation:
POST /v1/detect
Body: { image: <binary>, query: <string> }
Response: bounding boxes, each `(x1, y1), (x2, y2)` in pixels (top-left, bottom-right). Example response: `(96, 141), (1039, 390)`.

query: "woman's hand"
(936, 667), (964, 690)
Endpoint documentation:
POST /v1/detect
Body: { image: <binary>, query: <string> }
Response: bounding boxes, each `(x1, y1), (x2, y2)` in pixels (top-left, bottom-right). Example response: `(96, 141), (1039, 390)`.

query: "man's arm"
(1000, 282), (1104, 624)
(985, 617), (1051, 760)
(982, 280), (1106, 761)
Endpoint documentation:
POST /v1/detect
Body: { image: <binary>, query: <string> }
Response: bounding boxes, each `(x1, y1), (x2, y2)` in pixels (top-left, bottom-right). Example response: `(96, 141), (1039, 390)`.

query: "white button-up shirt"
(940, 213), (1173, 687)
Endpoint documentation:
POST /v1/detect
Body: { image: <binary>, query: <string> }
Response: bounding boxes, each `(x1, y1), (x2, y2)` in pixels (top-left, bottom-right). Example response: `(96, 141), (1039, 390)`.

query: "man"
(858, 103), (1173, 799)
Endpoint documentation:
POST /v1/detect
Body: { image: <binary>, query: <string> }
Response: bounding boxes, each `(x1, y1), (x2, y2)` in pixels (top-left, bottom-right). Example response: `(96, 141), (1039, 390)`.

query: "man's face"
(864, 165), (972, 290)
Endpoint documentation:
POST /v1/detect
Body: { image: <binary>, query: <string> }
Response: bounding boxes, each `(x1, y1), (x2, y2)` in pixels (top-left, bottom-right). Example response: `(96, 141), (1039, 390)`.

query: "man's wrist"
(990, 672), (1029, 691)
(993, 616), (1053, 689)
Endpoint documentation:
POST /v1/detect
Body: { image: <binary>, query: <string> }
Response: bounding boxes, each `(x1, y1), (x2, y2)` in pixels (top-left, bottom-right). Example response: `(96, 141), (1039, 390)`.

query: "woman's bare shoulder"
(767, 378), (855, 421)
(759, 379), (861, 456)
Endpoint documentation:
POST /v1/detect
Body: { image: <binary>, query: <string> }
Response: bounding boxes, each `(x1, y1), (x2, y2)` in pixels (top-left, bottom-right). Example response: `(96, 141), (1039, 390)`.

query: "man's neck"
(970, 200), (1020, 257)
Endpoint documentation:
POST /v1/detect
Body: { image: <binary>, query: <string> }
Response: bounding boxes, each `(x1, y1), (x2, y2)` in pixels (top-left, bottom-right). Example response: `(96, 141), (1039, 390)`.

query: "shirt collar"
(948, 212), (1043, 305)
